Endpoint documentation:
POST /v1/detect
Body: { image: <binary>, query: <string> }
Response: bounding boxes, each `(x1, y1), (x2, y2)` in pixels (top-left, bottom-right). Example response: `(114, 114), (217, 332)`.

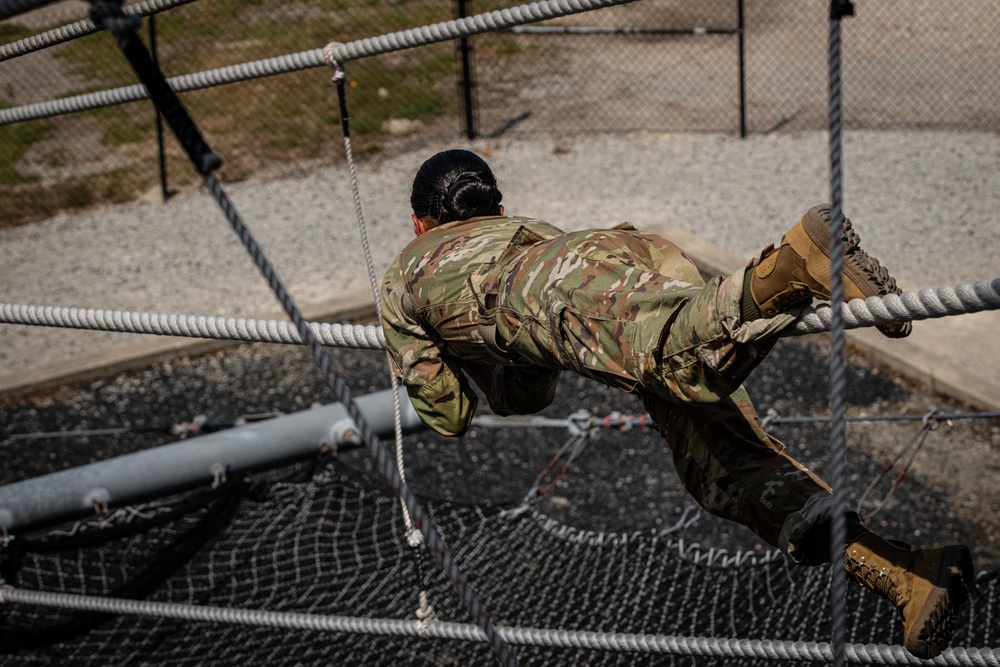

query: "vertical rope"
(827, 2), (855, 666)
(90, 8), (516, 666)
(325, 48), (434, 627)
(325, 49), (418, 539)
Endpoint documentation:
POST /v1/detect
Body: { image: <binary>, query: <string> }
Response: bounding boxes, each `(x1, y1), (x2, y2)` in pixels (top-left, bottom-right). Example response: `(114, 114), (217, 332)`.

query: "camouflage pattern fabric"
(381, 215), (833, 563)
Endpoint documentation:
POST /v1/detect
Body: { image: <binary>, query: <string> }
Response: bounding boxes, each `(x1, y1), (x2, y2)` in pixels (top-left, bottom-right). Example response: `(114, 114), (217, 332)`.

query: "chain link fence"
(1, 0), (997, 227)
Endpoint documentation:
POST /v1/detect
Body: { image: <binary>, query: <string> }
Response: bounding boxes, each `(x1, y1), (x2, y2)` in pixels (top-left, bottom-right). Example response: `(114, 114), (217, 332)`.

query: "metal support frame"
(456, 0), (478, 140)
(737, 0), (746, 137)
(0, 0), (62, 21)
(149, 13), (174, 201)
(0, 389), (423, 534)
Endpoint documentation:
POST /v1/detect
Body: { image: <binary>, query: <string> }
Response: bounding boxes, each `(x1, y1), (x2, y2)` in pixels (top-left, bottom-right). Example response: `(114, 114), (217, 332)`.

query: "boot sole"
(905, 545), (975, 659)
(800, 205), (912, 339)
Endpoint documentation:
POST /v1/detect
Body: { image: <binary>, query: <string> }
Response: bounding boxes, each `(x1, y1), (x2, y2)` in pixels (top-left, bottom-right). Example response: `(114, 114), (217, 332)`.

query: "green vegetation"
(0, 116), (52, 185)
(0, 23), (32, 42)
(94, 105), (153, 146)
(0, 0), (546, 227)
(336, 52), (455, 136)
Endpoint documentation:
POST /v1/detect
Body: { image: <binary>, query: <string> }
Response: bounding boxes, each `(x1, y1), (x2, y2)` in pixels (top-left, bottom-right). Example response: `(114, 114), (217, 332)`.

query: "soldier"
(380, 149), (974, 659)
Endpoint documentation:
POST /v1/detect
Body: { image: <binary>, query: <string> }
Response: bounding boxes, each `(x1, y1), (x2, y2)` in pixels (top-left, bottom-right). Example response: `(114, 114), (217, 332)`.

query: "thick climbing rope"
(2, 586), (999, 666)
(793, 280), (1000, 334)
(0, 0), (196, 63)
(0, 0), (645, 127)
(0, 302), (386, 348)
(827, 2), (855, 664)
(3, 279), (998, 349)
(84, 4), (515, 665)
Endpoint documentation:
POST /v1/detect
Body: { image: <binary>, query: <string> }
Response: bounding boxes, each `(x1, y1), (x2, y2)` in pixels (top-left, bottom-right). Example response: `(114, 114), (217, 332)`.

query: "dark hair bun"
(411, 150), (503, 224)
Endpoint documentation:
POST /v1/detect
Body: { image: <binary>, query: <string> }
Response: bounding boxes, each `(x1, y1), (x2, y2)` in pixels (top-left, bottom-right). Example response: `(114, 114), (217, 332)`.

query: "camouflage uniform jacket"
(380, 215), (707, 436)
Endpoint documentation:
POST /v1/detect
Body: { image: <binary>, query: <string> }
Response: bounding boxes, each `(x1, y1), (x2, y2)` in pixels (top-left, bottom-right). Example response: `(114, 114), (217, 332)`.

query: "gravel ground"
(1, 130), (999, 574)
(1, 131), (998, 378)
(2, 331), (999, 575)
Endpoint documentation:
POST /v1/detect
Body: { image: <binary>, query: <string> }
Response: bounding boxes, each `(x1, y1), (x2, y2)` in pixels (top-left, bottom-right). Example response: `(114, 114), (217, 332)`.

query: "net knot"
(416, 590), (436, 637)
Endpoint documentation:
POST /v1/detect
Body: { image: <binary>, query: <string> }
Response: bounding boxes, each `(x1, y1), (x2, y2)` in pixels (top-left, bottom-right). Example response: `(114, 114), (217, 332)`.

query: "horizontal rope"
(0, 0), (643, 126)
(2, 586), (997, 665)
(790, 279), (1000, 336)
(0, 0), (197, 63)
(0, 303), (385, 349)
(2, 279), (997, 350)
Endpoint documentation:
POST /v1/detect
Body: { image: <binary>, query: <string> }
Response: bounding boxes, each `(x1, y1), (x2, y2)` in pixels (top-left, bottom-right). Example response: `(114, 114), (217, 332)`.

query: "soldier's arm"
(463, 361), (560, 416)
(380, 269), (478, 437)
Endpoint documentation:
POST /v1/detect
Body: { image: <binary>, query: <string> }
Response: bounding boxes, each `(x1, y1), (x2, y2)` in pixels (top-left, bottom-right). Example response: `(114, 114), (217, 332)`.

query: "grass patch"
(0, 23), (33, 42)
(0, 117), (53, 186)
(93, 105), (154, 146)
(3, 0), (475, 226)
(332, 51), (455, 136)
(0, 168), (152, 230)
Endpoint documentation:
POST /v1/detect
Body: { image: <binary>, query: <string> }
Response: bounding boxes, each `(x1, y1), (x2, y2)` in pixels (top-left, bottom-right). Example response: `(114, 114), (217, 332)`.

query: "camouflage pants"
(642, 264), (833, 565)
(643, 389), (833, 565)
(497, 229), (835, 563)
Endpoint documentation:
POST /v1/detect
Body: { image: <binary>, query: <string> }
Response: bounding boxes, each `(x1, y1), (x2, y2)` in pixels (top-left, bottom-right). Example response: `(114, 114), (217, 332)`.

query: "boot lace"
(846, 548), (909, 609)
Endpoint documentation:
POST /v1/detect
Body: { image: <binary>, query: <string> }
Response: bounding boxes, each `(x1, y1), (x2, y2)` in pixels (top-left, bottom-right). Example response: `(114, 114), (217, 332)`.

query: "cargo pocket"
(555, 302), (643, 393)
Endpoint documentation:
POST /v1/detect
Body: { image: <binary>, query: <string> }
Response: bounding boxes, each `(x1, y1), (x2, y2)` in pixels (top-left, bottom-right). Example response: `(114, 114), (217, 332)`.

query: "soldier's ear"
(412, 214), (437, 236)
(498, 205), (504, 216)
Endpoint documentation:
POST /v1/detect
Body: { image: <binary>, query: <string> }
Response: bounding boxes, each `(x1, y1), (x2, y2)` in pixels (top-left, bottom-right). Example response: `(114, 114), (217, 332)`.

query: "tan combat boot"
(750, 204), (912, 338)
(845, 533), (975, 659)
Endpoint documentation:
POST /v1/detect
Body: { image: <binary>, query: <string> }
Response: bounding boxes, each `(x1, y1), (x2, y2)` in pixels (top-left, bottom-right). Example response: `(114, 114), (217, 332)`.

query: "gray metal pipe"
(0, 389), (423, 533)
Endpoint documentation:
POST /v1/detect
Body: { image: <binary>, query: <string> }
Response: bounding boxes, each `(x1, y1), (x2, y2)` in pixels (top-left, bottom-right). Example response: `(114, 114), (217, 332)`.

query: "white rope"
(0, 0), (644, 127)
(2, 279), (998, 349)
(2, 585), (997, 665)
(0, 0), (197, 63)
(791, 279), (1000, 336)
(0, 303), (384, 349)
(322, 50), (419, 542)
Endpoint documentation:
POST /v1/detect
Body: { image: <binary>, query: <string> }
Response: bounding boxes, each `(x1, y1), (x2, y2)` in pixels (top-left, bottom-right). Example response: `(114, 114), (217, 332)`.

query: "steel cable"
(826, 3), (854, 665)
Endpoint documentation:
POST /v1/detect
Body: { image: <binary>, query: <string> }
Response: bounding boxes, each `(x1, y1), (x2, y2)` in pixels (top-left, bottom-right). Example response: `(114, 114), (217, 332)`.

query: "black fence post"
(737, 0), (746, 137)
(456, 0), (477, 140)
(149, 14), (173, 201)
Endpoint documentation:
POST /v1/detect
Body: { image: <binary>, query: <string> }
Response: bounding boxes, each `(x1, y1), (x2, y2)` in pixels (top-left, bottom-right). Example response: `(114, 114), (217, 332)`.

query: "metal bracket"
(830, 0), (855, 20)
(566, 410), (593, 437)
(86, 488), (111, 515)
(324, 417), (361, 452)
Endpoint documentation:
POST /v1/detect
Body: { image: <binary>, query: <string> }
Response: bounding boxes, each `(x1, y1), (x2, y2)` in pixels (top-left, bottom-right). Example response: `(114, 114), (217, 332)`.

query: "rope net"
(2, 461), (997, 666)
(2, 0), (999, 664)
